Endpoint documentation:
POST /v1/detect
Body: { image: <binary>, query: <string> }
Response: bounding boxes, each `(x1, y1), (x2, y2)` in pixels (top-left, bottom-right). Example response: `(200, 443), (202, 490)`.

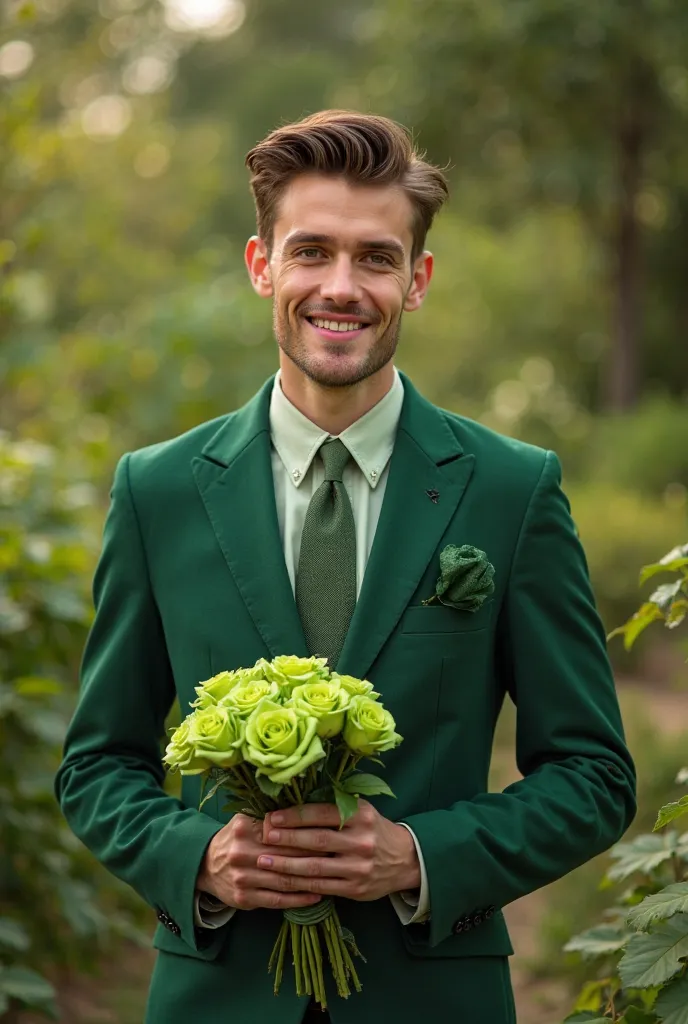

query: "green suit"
(55, 372), (636, 1023)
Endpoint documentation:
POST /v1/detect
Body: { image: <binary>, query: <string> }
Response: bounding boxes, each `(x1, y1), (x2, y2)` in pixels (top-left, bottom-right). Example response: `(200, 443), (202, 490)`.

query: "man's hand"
(197, 813), (323, 911)
(257, 801), (421, 901)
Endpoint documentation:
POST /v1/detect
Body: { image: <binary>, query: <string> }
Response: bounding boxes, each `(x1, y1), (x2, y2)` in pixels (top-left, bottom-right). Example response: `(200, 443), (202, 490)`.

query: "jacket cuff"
(193, 891), (236, 929)
(388, 823), (430, 925)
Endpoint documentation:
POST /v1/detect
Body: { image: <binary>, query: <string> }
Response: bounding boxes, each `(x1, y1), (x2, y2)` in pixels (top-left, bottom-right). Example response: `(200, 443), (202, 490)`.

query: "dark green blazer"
(55, 372), (636, 1024)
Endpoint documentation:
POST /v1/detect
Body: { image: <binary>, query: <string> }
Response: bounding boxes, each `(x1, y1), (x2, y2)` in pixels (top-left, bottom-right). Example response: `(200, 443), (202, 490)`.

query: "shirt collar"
(269, 367), (404, 489)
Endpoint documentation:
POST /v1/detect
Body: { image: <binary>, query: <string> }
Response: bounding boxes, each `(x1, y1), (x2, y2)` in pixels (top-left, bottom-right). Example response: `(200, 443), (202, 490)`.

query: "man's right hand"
(196, 814), (323, 911)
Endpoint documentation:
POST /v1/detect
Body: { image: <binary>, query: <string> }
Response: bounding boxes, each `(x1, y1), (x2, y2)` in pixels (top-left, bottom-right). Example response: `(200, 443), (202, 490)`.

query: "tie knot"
(319, 438), (351, 482)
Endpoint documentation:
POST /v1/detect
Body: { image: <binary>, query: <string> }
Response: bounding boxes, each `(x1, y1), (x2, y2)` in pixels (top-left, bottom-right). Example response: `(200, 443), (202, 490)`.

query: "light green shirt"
(196, 366), (429, 928)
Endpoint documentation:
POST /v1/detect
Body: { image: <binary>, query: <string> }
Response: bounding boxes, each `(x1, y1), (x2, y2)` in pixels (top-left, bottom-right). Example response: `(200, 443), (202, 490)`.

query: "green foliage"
(561, 546), (688, 1023)
(0, 435), (146, 1018)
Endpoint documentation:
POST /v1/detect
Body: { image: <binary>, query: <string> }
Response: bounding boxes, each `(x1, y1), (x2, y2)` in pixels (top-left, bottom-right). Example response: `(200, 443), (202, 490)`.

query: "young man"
(56, 110), (636, 1024)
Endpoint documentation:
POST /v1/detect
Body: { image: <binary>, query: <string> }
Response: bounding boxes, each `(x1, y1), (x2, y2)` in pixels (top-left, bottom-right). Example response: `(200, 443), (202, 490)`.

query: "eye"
(295, 247), (324, 259)
(365, 253), (393, 266)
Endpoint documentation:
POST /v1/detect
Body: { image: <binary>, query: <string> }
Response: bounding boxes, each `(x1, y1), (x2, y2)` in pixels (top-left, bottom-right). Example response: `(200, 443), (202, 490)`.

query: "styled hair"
(245, 110), (449, 263)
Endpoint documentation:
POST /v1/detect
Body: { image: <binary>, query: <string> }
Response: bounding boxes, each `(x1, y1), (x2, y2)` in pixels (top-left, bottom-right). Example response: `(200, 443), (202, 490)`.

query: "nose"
(319, 254), (364, 307)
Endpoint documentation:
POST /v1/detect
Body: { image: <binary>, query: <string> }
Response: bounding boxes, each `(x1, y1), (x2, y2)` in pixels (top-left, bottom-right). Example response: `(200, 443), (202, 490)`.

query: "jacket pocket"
(400, 598), (494, 634)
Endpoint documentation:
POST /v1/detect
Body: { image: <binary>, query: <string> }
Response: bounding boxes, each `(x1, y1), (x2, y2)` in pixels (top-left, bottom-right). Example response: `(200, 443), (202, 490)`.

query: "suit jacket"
(55, 371), (636, 1024)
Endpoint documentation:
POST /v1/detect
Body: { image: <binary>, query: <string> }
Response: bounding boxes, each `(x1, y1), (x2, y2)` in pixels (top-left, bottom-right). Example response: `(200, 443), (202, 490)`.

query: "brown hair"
(245, 110), (449, 263)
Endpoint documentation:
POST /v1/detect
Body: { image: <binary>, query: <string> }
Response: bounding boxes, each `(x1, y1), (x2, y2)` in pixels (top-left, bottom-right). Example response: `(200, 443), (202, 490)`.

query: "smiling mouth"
(304, 316), (373, 335)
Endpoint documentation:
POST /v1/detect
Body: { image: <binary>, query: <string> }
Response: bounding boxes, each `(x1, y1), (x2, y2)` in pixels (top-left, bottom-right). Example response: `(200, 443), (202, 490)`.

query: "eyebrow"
(284, 231), (406, 261)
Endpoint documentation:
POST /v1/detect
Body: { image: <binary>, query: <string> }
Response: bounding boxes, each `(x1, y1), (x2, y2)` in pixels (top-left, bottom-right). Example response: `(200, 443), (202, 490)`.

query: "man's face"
(245, 174), (433, 388)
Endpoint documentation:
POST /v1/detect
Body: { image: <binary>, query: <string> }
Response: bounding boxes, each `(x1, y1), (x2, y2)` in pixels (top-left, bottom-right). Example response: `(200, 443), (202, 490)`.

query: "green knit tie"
(296, 438), (357, 671)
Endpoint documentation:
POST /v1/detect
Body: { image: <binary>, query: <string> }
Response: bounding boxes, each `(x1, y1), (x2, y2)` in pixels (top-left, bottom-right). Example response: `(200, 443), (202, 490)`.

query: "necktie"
(296, 438), (357, 671)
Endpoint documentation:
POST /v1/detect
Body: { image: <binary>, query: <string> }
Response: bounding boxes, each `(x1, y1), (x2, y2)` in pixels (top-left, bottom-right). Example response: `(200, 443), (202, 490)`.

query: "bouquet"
(163, 655), (403, 1009)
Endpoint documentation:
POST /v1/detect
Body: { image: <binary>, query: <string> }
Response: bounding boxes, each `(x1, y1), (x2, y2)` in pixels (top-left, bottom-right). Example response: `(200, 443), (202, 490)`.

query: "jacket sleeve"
(402, 449), (637, 947)
(54, 453), (225, 951)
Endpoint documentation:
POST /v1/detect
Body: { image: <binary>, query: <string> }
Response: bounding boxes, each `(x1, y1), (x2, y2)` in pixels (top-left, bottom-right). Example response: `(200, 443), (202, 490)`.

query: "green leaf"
(12, 676), (62, 697)
(639, 549), (688, 585)
(653, 972), (688, 1024)
(606, 834), (679, 884)
(654, 798), (688, 832)
(333, 786), (359, 827)
(0, 966), (57, 1009)
(255, 774), (283, 798)
(648, 580), (683, 611)
(339, 773), (395, 798)
(621, 1008), (659, 1024)
(607, 602), (665, 650)
(563, 1016), (611, 1023)
(0, 918), (30, 952)
(306, 785), (334, 804)
(573, 978), (615, 1012)
(199, 773), (235, 811)
(564, 924), (633, 958)
(627, 885), (688, 931)
(619, 915), (688, 988)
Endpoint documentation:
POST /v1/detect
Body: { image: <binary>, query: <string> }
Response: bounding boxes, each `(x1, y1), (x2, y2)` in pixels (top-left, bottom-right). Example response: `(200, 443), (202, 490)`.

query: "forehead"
(272, 174), (415, 252)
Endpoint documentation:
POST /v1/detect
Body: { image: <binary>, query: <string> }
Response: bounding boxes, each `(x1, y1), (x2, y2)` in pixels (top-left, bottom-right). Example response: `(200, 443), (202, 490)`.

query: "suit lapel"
(337, 373), (475, 681)
(191, 377), (308, 660)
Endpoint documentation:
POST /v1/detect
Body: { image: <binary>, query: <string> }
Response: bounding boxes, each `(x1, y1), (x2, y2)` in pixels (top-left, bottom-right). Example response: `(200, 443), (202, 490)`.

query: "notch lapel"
(336, 375), (475, 681)
(191, 377), (308, 660)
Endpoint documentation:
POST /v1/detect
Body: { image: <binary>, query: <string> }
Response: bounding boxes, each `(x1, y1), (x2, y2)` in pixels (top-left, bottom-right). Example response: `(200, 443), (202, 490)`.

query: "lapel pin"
(425, 489), (440, 504)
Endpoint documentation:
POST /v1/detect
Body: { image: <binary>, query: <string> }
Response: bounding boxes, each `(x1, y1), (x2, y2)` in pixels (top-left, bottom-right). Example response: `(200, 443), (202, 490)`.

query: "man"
(56, 110), (636, 1024)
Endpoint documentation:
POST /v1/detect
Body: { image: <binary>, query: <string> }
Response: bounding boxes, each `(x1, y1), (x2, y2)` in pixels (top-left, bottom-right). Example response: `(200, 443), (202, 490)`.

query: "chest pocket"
(399, 598), (495, 635)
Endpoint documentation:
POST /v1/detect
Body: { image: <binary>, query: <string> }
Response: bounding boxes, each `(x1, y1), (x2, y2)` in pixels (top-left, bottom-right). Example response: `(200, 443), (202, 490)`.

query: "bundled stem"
(268, 899), (363, 1009)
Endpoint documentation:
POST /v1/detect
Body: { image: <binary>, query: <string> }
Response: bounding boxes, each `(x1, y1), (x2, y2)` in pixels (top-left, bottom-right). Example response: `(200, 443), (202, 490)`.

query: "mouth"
(302, 315), (374, 341)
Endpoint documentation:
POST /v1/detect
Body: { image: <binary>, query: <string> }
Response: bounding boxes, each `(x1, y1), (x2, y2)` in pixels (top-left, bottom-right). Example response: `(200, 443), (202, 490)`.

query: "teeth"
(311, 318), (364, 332)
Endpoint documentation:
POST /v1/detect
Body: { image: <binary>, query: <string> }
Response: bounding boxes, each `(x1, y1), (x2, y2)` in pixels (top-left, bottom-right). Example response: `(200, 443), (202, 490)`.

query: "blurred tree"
(364, 0), (688, 411)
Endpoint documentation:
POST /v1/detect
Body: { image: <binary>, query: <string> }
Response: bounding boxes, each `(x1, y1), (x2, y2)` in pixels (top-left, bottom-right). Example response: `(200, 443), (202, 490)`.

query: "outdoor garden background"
(1, 0), (687, 1020)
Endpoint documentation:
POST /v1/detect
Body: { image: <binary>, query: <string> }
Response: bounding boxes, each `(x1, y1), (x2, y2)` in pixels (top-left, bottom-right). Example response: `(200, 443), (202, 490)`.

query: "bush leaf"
(627, 884), (688, 931)
(0, 966), (57, 1010)
(340, 773), (395, 798)
(606, 834), (679, 884)
(654, 797), (688, 832)
(653, 971), (688, 1024)
(619, 914), (688, 988)
(564, 924), (633, 958)
(0, 918), (30, 952)
(255, 774), (283, 798)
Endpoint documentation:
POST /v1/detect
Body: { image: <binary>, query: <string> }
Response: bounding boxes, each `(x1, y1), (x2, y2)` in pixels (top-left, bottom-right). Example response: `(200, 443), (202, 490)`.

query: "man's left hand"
(258, 801), (421, 901)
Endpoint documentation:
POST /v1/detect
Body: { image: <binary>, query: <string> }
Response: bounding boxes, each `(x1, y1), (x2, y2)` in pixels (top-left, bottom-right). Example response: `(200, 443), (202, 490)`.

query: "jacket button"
(473, 912), (484, 927)
(452, 919), (464, 934)
(485, 906), (495, 919)
(169, 921), (181, 936)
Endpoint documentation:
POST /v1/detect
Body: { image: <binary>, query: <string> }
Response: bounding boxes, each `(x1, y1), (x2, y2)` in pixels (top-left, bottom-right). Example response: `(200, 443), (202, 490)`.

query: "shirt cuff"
(193, 891), (236, 929)
(388, 823), (430, 925)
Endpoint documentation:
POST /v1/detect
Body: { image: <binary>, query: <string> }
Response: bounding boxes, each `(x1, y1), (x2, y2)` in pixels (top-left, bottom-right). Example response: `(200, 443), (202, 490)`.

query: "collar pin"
(426, 489), (440, 504)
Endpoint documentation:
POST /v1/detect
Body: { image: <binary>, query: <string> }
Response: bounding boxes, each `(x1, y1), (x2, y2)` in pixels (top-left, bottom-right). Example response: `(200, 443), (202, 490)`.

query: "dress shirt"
(195, 366), (429, 929)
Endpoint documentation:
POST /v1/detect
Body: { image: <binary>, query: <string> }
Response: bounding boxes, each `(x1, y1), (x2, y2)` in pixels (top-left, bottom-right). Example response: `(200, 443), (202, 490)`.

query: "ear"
(403, 251), (434, 313)
(245, 236), (273, 298)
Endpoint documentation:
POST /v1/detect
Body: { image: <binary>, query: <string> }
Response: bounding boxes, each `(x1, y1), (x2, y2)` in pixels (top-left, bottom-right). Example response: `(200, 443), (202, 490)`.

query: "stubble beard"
(273, 308), (402, 389)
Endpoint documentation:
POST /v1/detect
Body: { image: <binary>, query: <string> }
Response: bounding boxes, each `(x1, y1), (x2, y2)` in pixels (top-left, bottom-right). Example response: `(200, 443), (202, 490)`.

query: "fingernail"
(258, 856), (273, 868)
(268, 829), (281, 843)
(271, 812), (285, 826)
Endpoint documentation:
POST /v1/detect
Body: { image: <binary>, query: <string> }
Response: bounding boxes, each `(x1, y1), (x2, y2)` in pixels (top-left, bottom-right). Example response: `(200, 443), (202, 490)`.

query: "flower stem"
(334, 750), (350, 783)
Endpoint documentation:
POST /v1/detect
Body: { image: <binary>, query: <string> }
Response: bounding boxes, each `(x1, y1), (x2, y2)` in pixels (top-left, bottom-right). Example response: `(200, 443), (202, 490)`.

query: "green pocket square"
(422, 544), (496, 612)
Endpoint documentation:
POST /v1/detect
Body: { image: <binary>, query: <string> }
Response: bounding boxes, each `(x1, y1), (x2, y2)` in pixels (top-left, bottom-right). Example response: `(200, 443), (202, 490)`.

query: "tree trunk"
(606, 95), (645, 412)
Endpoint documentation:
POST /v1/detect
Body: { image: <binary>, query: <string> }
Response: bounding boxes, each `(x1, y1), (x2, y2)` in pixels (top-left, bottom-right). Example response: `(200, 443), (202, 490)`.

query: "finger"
(257, 854), (356, 879)
(264, 826), (355, 854)
(252, 890), (324, 911)
(265, 804), (342, 834)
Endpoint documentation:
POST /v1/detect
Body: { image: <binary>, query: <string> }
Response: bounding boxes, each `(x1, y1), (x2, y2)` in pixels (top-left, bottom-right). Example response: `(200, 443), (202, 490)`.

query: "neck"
(278, 360), (395, 434)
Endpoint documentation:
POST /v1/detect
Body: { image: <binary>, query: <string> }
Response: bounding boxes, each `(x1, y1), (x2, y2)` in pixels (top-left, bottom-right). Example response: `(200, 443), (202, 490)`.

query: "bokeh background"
(1, 0), (687, 1020)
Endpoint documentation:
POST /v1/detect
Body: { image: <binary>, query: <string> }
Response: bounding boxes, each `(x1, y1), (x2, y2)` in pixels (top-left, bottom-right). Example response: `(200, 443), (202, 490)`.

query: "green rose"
(289, 680), (350, 739)
(331, 673), (380, 699)
(264, 655), (330, 692)
(163, 719), (210, 775)
(343, 695), (402, 756)
(224, 677), (280, 717)
(191, 670), (239, 708)
(244, 698), (325, 784)
(423, 544), (495, 612)
(185, 705), (245, 771)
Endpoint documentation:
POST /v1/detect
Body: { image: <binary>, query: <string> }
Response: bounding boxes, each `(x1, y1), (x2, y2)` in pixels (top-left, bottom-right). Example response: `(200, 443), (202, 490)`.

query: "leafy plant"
(0, 435), (147, 1019)
(562, 545), (688, 1023)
